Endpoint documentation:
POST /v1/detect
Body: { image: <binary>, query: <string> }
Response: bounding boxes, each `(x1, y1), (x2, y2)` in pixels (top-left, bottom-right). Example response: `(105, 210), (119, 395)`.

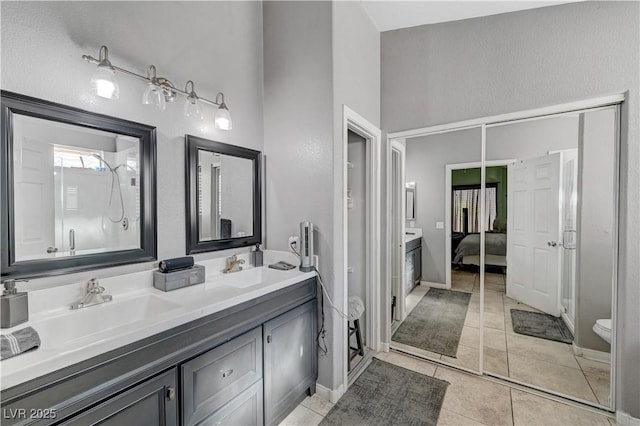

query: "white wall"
(1, 1), (264, 288)
(382, 1), (639, 415)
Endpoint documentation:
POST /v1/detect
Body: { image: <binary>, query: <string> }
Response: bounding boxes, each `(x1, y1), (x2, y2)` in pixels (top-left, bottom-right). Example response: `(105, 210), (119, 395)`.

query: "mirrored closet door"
(390, 127), (483, 373)
(482, 105), (619, 408)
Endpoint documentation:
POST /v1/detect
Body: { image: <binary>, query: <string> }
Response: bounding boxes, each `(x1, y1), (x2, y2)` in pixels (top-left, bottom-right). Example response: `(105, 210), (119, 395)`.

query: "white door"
(13, 134), (55, 260)
(507, 153), (561, 315)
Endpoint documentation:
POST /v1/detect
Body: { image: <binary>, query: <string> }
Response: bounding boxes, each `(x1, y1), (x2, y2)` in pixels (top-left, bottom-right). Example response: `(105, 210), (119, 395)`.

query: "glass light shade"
(91, 65), (119, 99)
(214, 104), (232, 130)
(142, 83), (166, 111)
(184, 95), (203, 120)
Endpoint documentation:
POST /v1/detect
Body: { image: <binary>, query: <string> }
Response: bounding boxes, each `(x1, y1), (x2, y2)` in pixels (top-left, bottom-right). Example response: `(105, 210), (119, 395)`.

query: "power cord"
(312, 265), (349, 357)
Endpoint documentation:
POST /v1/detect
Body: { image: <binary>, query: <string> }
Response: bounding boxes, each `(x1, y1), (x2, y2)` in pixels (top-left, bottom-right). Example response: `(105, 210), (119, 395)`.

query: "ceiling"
(360, 1), (582, 32)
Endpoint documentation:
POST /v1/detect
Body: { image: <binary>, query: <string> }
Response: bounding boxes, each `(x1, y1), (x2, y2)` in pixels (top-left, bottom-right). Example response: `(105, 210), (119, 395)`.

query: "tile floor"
(280, 271), (615, 425)
(281, 351), (614, 425)
(446, 269), (611, 407)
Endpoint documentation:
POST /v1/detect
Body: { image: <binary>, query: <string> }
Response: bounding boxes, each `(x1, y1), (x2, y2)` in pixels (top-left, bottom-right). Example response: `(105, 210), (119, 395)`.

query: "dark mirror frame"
(1, 91), (157, 278)
(185, 135), (262, 254)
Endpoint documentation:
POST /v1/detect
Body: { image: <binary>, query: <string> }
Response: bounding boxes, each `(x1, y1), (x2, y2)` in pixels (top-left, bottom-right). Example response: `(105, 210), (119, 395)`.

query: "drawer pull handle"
(166, 387), (175, 401)
(222, 369), (234, 378)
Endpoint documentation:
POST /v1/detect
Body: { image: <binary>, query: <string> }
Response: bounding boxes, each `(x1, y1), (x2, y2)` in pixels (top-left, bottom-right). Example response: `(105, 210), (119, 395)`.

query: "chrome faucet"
(69, 229), (76, 255)
(70, 278), (112, 310)
(223, 255), (245, 274)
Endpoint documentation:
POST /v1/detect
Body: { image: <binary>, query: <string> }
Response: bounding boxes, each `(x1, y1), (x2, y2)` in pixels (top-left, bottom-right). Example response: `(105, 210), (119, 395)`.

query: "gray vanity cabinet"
(61, 369), (178, 426)
(198, 381), (263, 426)
(405, 238), (422, 295)
(1, 278), (317, 426)
(263, 300), (317, 425)
(181, 327), (263, 426)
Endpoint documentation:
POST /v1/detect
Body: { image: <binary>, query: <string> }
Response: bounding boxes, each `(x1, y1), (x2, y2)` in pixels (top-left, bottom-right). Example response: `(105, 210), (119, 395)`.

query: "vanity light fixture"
(89, 46), (120, 100)
(83, 45), (232, 130)
(184, 80), (203, 121)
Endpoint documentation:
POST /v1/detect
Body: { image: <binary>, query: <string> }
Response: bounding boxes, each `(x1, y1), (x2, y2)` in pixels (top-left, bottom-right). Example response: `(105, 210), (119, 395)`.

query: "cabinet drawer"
(61, 369), (178, 426)
(198, 380), (263, 426)
(181, 327), (262, 426)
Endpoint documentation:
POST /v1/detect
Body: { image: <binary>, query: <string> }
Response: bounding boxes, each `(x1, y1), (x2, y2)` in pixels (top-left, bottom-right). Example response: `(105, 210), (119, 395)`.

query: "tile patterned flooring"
(281, 351), (614, 425)
(281, 270), (615, 425)
(447, 270), (611, 407)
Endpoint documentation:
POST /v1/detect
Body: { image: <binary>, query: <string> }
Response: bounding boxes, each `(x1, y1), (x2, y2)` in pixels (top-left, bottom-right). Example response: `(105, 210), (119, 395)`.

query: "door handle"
(547, 241), (558, 247)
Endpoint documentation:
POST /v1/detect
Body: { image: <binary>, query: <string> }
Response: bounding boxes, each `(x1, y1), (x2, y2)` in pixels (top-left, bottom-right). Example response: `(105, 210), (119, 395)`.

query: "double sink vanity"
(0, 91), (318, 425)
(1, 252), (318, 425)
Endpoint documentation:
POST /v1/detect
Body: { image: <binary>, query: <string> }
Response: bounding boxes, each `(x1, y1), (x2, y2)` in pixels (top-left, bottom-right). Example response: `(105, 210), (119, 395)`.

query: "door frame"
(387, 139), (406, 327)
(386, 92), (624, 410)
(340, 105), (382, 393)
(445, 159), (516, 289)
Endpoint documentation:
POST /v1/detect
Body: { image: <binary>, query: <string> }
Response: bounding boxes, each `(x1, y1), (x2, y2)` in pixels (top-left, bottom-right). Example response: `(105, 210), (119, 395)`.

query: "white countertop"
(405, 228), (423, 244)
(0, 250), (315, 390)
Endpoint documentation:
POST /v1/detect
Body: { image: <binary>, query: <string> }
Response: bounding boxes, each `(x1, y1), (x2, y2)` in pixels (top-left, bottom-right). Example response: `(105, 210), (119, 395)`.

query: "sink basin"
(219, 268), (263, 289)
(33, 294), (182, 348)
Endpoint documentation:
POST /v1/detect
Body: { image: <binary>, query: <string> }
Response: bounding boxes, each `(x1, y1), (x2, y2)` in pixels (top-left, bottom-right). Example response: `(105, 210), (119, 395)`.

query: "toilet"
(593, 319), (612, 344)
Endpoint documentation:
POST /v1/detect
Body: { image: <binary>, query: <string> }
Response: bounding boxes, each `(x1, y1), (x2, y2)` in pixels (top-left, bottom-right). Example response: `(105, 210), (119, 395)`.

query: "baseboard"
(560, 311), (575, 335)
(572, 343), (611, 363)
(315, 382), (345, 404)
(423, 281), (446, 289)
(617, 411), (640, 426)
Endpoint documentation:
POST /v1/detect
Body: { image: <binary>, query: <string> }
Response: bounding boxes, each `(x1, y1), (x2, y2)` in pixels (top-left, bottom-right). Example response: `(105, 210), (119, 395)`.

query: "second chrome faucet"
(223, 255), (245, 274)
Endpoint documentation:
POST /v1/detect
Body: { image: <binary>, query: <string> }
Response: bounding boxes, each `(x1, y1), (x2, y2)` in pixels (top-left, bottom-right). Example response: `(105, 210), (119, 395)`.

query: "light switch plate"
(436, 221), (444, 229)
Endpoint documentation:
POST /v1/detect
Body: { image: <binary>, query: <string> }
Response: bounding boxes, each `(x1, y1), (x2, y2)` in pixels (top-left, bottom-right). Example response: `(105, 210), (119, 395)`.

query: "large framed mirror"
(390, 127), (482, 373)
(482, 104), (619, 409)
(185, 135), (261, 254)
(1, 91), (157, 278)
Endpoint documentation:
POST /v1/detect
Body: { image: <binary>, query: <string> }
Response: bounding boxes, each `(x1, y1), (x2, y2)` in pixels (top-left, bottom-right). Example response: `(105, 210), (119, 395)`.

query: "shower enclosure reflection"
(12, 114), (141, 261)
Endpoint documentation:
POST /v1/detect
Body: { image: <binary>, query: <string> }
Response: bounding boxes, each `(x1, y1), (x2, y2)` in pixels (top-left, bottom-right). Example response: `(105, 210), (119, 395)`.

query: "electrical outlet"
(288, 236), (299, 253)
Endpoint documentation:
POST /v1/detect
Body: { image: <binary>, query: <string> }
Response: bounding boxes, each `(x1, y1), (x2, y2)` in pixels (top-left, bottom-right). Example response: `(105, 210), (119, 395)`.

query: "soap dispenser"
(251, 243), (263, 267)
(1, 279), (29, 328)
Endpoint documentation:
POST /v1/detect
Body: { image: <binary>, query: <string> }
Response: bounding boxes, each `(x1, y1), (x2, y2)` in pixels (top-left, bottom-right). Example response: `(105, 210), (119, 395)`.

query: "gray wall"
(263, 1), (380, 393)
(406, 116), (578, 284)
(405, 128), (481, 284)
(382, 2), (639, 415)
(347, 131), (367, 343)
(1, 1), (265, 289)
(576, 108), (616, 352)
(262, 1), (335, 389)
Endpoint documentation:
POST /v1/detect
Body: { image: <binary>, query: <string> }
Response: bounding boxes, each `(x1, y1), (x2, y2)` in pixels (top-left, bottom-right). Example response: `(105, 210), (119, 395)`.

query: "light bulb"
(142, 83), (166, 111)
(91, 65), (119, 99)
(214, 103), (232, 130)
(184, 95), (203, 120)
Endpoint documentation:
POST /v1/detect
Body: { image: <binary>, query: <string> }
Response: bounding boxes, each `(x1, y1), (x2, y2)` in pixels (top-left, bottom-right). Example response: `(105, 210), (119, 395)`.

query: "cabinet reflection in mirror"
(186, 135), (261, 254)
(483, 105), (619, 408)
(1, 91), (157, 278)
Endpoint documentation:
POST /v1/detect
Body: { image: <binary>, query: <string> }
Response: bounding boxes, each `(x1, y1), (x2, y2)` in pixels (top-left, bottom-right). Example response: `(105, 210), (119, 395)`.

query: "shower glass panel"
(390, 126), (482, 373)
(12, 114), (141, 261)
(482, 106), (618, 408)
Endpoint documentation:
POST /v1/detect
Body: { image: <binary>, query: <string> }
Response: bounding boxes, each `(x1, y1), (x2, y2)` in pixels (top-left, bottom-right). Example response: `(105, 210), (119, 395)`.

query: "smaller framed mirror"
(185, 135), (261, 254)
(406, 182), (416, 220)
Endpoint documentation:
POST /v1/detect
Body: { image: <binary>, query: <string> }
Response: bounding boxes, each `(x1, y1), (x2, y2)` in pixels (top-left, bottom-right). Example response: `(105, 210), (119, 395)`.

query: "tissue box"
(153, 265), (205, 292)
